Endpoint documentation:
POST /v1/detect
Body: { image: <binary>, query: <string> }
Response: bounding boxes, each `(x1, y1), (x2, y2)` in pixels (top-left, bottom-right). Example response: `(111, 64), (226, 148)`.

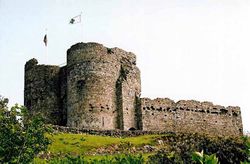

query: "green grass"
(34, 133), (159, 163)
(34, 133), (250, 163)
(33, 158), (47, 164)
(83, 153), (153, 161)
(47, 133), (160, 156)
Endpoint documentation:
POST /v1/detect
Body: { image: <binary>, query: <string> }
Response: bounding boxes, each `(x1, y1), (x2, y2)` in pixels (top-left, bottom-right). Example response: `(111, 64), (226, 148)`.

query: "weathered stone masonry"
(141, 98), (242, 137)
(24, 42), (243, 137)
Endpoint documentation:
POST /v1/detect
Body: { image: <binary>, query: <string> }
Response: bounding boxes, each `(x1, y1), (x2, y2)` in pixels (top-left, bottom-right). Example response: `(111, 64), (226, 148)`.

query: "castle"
(24, 42), (243, 137)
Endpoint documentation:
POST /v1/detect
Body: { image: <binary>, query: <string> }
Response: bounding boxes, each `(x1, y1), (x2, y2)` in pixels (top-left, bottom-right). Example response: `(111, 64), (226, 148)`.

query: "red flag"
(43, 34), (47, 46)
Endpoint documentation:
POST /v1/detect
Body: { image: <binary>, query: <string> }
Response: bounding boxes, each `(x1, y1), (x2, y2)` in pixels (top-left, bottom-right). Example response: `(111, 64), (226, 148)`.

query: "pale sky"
(0, 0), (249, 132)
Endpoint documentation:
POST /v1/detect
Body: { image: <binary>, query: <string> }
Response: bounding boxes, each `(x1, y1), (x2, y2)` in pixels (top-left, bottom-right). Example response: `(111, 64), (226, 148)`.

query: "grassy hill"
(49, 133), (158, 156)
(34, 132), (249, 163)
(35, 133), (159, 163)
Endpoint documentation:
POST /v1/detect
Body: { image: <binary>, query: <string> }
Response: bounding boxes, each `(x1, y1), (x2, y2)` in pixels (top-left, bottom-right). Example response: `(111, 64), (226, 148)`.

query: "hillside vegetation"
(1, 96), (249, 163)
(34, 132), (249, 163)
(47, 133), (158, 156)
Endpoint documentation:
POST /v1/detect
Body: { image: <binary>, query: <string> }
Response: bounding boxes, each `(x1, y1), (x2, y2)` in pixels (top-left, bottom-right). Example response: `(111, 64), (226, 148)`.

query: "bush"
(147, 150), (183, 164)
(49, 155), (86, 164)
(148, 133), (248, 164)
(0, 96), (52, 163)
(48, 154), (144, 164)
(192, 150), (219, 164)
(241, 136), (250, 163)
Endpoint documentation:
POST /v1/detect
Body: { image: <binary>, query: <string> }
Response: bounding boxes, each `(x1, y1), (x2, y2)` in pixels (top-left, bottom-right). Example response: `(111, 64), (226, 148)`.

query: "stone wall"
(24, 59), (63, 125)
(24, 42), (243, 137)
(141, 98), (243, 137)
(59, 66), (67, 126)
(120, 69), (141, 130)
(66, 43), (141, 130)
(51, 125), (175, 137)
(114, 47), (141, 130)
(66, 43), (121, 129)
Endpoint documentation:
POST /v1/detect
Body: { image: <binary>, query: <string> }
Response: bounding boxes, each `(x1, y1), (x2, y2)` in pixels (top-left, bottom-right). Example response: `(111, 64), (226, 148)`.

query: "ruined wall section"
(120, 69), (141, 130)
(66, 43), (121, 129)
(175, 100), (243, 137)
(59, 66), (67, 126)
(141, 98), (243, 137)
(141, 98), (175, 131)
(24, 58), (63, 125)
(113, 48), (141, 130)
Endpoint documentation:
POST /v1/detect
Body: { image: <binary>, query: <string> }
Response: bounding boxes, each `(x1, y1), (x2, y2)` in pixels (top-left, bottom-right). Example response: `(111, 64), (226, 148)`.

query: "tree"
(241, 136), (250, 164)
(0, 96), (52, 163)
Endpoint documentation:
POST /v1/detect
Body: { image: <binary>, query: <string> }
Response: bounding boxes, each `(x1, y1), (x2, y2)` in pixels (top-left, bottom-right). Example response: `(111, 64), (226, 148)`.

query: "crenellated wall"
(24, 42), (243, 137)
(141, 98), (243, 137)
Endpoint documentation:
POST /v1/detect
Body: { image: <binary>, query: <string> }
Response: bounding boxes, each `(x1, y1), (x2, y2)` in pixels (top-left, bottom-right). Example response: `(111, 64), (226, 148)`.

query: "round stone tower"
(66, 42), (122, 129)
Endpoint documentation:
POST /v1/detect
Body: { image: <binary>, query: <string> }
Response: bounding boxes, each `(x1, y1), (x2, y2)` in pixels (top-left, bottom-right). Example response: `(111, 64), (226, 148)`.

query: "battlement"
(141, 98), (241, 117)
(141, 98), (243, 137)
(67, 42), (136, 67)
(24, 42), (243, 137)
(25, 58), (60, 72)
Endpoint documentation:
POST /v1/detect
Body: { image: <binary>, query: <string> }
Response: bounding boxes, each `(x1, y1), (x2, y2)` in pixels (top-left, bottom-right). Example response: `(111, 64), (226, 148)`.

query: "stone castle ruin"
(24, 42), (243, 137)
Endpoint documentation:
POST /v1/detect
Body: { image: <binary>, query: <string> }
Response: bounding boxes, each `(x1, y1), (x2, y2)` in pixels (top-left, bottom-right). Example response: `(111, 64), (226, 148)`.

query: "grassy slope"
(34, 133), (158, 163)
(35, 133), (250, 163)
(48, 133), (159, 156)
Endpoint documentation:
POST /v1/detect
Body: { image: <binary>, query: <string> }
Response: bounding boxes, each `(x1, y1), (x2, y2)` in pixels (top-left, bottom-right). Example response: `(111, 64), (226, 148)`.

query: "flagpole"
(69, 12), (83, 42)
(80, 12), (84, 42)
(81, 12), (83, 42)
(45, 28), (48, 64)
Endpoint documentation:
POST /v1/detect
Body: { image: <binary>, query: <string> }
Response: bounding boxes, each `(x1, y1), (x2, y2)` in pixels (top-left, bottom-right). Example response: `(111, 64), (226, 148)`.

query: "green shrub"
(149, 133), (248, 163)
(49, 155), (86, 164)
(48, 154), (144, 164)
(147, 150), (183, 164)
(112, 154), (144, 164)
(198, 136), (247, 163)
(192, 150), (219, 164)
(0, 96), (52, 163)
(241, 136), (250, 164)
